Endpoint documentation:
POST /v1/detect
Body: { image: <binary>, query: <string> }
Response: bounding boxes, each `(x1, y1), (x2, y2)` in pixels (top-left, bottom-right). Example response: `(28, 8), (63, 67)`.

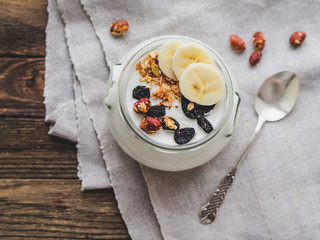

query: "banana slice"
(158, 41), (184, 81)
(172, 44), (214, 80)
(179, 63), (225, 106)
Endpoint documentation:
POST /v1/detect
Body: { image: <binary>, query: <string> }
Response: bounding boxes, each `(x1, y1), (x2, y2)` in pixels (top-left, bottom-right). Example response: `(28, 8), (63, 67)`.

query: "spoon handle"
(199, 116), (266, 224)
(199, 166), (237, 224)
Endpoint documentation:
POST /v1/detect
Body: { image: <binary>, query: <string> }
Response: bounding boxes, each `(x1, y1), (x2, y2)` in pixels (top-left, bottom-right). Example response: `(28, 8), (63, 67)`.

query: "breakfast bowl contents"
(105, 36), (240, 171)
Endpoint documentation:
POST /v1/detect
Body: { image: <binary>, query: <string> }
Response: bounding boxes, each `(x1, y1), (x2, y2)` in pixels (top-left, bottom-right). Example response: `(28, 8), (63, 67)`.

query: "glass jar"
(105, 35), (240, 171)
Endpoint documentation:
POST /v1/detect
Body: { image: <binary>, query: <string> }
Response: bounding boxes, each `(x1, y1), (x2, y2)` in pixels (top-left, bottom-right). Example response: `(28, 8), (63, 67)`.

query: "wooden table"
(0, 1), (130, 239)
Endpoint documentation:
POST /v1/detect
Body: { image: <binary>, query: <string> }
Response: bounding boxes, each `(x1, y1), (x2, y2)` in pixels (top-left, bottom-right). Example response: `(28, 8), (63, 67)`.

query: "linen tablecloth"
(45, 0), (320, 239)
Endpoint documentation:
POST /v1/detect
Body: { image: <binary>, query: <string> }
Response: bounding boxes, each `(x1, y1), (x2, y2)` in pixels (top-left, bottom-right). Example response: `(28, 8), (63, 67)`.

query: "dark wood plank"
(0, 0), (48, 56)
(0, 179), (130, 239)
(0, 58), (45, 117)
(0, 150), (78, 179)
(0, 117), (78, 179)
(0, 1), (131, 238)
(0, 117), (74, 151)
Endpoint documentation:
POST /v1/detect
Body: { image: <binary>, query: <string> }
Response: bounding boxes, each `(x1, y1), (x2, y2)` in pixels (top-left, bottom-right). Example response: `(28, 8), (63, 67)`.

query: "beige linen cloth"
(45, 0), (320, 239)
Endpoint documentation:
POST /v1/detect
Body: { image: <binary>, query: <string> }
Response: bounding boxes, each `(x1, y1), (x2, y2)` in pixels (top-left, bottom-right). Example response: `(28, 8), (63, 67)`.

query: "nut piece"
(230, 35), (246, 53)
(249, 51), (262, 66)
(133, 98), (151, 114)
(139, 116), (161, 134)
(253, 32), (266, 51)
(162, 116), (180, 131)
(187, 102), (195, 111)
(289, 31), (306, 47)
(151, 63), (160, 77)
(110, 20), (129, 36)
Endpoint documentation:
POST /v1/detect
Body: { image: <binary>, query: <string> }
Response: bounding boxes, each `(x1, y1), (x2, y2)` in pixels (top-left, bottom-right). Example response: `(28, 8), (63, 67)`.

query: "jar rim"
(117, 35), (235, 150)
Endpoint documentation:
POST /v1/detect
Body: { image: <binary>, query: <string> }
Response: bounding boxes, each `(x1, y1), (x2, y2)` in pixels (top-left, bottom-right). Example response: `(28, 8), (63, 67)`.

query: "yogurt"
(125, 51), (227, 146)
(105, 35), (240, 171)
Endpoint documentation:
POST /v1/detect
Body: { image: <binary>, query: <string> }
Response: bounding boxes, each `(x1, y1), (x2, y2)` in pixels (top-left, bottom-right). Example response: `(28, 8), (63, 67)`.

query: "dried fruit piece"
(174, 128), (195, 145)
(253, 32), (266, 51)
(133, 98), (151, 114)
(162, 117), (180, 131)
(181, 96), (215, 119)
(146, 105), (166, 117)
(132, 85), (150, 100)
(197, 117), (214, 133)
(139, 116), (161, 134)
(230, 35), (246, 53)
(196, 104), (215, 115)
(249, 51), (262, 66)
(151, 63), (160, 77)
(289, 31), (306, 47)
(110, 20), (129, 36)
(181, 96), (201, 119)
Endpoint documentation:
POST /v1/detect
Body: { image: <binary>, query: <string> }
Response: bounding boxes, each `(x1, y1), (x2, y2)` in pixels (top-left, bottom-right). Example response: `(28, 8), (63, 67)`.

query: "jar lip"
(117, 35), (234, 150)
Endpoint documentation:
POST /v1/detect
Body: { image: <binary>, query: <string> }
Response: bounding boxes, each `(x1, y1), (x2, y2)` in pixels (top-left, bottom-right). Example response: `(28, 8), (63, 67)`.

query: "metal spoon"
(199, 71), (299, 224)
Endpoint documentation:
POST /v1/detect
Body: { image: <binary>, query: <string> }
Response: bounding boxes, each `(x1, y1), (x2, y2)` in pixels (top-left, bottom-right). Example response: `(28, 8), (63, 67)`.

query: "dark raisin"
(132, 85), (150, 100)
(174, 128), (195, 145)
(181, 96), (202, 119)
(147, 105), (165, 117)
(195, 104), (215, 115)
(181, 96), (216, 118)
(197, 117), (214, 133)
(162, 116), (180, 131)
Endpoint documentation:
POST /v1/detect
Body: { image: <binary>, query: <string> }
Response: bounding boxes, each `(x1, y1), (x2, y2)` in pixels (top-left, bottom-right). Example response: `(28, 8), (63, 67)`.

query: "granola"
(135, 51), (181, 108)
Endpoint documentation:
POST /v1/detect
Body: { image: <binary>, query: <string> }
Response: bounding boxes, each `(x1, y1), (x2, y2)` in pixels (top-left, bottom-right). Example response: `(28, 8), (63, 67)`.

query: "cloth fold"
(55, 0), (163, 238)
(45, 0), (320, 239)
(45, 0), (111, 189)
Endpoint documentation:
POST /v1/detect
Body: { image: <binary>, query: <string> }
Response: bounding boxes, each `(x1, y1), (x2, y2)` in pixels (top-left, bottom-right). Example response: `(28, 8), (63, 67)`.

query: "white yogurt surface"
(126, 69), (226, 146)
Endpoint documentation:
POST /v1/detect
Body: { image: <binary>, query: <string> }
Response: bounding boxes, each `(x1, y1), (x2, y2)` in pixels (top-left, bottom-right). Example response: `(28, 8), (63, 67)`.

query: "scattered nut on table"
(289, 31), (306, 47)
(249, 51), (262, 66)
(253, 32), (266, 51)
(229, 35), (246, 53)
(110, 20), (129, 36)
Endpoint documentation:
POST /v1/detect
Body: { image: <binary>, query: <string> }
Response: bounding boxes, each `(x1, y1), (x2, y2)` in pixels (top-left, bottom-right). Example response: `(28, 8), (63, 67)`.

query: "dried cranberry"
(197, 117), (214, 133)
(174, 128), (195, 145)
(132, 85), (150, 100)
(162, 116), (180, 131)
(146, 105), (165, 117)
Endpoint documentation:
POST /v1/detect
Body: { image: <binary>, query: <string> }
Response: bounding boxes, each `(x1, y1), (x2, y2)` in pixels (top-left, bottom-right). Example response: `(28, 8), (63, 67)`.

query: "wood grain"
(0, 0), (131, 238)
(0, 116), (130, 238)
(0, 58), (45, 117)
(0, 117), (77, 179)
(0, 179), (130, 239)
(0, 117), (74, 151)
(0, 0), (48, 56)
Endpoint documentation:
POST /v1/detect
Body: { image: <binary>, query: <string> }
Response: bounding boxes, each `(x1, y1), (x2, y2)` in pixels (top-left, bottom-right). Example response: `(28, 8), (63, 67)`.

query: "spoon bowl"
(255, 71), (299, 122)
(200, 70), (299, 224)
